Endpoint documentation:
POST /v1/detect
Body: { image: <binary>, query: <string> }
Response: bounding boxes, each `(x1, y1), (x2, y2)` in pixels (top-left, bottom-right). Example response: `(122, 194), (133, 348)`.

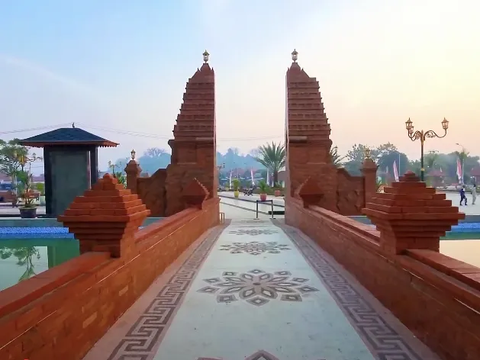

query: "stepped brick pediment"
(58, 173), (150, 257)
(363, 171), (465, 254)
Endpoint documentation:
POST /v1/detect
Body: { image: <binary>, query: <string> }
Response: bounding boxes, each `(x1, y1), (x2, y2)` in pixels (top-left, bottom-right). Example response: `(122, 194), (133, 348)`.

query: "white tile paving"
(153, 219), (375, 360)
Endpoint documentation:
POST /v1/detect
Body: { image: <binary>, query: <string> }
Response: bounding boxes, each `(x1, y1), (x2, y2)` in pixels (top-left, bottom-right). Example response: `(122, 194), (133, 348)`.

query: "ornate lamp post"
(405, 117), (449, 182)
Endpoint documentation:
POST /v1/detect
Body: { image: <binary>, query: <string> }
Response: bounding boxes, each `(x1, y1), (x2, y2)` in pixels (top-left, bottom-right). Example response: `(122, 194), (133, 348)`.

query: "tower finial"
(203, 50), (210, 63)
(291, 49), (298, 62)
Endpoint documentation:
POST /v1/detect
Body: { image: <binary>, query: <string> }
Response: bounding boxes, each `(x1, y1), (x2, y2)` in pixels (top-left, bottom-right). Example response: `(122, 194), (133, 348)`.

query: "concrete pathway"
(84, 217), (439, 360)
(443, 192), (480, 215)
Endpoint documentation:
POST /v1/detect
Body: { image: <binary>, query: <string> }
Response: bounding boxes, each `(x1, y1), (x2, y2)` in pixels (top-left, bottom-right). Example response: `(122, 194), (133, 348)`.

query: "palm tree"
(254, 142), (286, 186)
(330, 146), (346, 168)
(455, 149), (470, 183)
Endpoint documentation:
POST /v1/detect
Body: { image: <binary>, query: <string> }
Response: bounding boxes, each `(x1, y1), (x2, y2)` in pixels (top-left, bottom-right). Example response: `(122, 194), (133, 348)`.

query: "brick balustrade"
(0, 175), (219, 360)
(286, 171), (479, 360)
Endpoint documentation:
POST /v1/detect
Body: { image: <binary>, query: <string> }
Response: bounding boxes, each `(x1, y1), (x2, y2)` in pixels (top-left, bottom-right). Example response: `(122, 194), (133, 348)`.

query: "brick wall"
(137, 168), (167, 216)
(0, 196), (219, 360)
(286, 197), (480, 360)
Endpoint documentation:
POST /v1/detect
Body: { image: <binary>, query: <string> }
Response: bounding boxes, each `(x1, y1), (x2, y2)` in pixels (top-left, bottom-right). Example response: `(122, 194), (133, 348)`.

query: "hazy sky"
(1, 0), (479, 173)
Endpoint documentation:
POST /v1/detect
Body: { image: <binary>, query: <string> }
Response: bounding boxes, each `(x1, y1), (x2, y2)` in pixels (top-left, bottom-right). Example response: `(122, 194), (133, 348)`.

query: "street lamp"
(130, 149), (136, 161)
(405, 117), (449, 182)
(456, 143), (466, 185)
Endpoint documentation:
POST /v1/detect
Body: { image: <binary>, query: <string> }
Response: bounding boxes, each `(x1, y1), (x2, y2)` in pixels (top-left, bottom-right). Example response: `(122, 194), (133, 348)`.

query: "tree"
(330, 145), (346, 168)
(424, 151), (439, 172)
(0, 139), (28, 186)
(144, 148), (166, 158)
(114, 172), (126, 188)
(377, 150), (409, 176)
(344, 144), (377, 176)
(376, 142), (398, 158)
(254, 142), (286, 186)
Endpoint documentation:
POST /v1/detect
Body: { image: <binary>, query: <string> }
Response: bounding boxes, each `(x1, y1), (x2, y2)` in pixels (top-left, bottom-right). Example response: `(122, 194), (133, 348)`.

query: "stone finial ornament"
(203, 50), (210, 63)
(291, 49), (298, 62)
(364, 147), (371, 159)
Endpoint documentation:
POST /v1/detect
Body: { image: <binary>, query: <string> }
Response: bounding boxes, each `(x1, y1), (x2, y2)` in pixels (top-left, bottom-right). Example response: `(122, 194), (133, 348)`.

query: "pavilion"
(19, 125), (118, 217)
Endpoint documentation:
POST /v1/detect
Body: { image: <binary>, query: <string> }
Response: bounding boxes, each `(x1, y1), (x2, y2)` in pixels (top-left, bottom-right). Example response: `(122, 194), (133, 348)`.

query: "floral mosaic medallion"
(197, 350), (326, 360)
(198, 349), (280, 360)
(219, 241), (290, 255)
(197, 269), (319, 306)
(228, 229), (278, 236)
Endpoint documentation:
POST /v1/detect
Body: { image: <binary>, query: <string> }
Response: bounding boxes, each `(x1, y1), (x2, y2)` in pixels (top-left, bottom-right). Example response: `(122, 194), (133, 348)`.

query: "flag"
(456, 158), (463, 183)
(393, 160), (399, 182)
(250, 169), (255, 185)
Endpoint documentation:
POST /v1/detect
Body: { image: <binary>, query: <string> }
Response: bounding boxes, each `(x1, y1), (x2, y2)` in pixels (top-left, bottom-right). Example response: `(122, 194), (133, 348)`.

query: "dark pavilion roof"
(19, 127), (118, 148)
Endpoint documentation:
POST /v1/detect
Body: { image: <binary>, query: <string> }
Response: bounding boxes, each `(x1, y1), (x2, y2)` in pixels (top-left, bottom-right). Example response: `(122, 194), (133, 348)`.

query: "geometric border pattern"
(274, 221), (424, 360)
(106, 223), (229, 360)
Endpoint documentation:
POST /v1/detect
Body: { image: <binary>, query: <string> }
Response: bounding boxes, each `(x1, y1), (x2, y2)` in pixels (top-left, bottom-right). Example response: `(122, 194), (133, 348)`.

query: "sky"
(1, 0), (479, 173)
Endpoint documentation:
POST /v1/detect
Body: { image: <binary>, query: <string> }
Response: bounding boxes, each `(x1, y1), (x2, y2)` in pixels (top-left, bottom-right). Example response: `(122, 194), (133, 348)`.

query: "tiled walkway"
(84, 219), (439, 360)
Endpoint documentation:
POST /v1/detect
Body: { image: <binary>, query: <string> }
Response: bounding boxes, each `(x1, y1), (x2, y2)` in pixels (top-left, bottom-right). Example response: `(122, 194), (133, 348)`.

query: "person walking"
(460, 185), (468, 206)
(471, 184), (477, 205)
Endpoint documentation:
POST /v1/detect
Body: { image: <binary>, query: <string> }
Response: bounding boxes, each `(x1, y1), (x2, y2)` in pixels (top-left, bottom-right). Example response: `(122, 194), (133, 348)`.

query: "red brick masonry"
(286, 172), (480, 360)
(0, 175), (219, 360)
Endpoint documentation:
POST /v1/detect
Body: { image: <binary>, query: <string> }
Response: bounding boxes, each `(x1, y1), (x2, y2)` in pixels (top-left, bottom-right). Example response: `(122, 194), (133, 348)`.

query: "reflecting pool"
(0, 238), (79, 291)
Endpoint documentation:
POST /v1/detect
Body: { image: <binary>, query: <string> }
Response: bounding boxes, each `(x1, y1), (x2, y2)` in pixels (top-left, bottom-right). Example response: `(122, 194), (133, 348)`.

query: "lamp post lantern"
(405, 117), (449, 182)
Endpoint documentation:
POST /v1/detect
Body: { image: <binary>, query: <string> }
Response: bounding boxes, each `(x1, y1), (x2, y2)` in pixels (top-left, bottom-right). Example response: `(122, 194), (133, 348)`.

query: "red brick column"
(125, 158), (142, 194)
(363, 171), (465, 254)
(58, 174), (150, 258)
(362, 157), (378, 205)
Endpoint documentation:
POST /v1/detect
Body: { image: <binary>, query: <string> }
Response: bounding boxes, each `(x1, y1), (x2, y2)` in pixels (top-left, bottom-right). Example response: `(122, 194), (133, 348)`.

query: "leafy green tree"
(254, 142), (286, 186)
(0, 139), (28, 188)
(424, 151), (439, 171)
(377, 151), (409, 176)
(344, 144), (378, 176)
(114, 171), (126, 188)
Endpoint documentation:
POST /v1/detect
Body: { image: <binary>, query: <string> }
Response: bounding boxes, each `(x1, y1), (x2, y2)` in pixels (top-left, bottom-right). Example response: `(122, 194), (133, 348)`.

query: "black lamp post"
(405, 118), (449, 182)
